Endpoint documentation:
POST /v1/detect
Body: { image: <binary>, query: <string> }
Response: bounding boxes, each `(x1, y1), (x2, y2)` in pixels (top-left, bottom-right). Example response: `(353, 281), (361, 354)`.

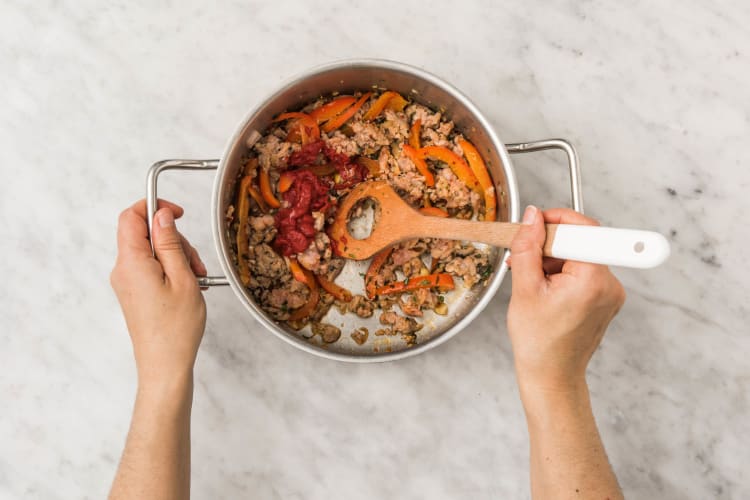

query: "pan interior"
(214, 61), (514, 360)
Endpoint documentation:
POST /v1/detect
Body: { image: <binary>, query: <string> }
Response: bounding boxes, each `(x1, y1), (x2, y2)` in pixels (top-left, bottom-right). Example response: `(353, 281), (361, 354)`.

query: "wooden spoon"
(328, 181), (670, 269)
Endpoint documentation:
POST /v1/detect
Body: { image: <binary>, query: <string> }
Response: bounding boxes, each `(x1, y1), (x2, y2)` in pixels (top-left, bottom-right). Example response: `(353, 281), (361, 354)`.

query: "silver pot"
(145, 59), (583, 362)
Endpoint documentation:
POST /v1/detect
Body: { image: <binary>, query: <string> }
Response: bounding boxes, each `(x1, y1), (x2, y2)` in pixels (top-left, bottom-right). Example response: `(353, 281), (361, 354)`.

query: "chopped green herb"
(420, 279), (431, 286)
(403, 278), (410, 285)
(437, 295), (445, 303)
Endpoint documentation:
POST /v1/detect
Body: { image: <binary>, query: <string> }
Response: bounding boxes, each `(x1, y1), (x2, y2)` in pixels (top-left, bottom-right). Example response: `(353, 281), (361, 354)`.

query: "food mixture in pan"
(226, 90), (497, 347)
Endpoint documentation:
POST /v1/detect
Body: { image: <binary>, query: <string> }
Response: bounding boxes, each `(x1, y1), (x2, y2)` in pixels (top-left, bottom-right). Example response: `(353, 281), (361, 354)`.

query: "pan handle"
(146, 159), (229, 287)
(506, 139), (583, 213)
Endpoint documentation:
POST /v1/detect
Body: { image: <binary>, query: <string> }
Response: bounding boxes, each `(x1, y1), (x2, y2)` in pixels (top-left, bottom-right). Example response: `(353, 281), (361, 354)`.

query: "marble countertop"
(2, 1), (748, 498)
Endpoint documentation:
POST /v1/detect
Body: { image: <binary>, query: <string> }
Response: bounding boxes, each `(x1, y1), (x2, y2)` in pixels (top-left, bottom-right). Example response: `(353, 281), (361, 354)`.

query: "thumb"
(152, 208), (193, 282)
(510, 205), (546, 295)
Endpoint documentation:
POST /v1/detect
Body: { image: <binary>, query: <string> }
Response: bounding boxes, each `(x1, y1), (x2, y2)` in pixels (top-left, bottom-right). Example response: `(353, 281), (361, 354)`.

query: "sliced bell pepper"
(273, 112), (320, 144)
(235, 175), (253, 286)
(409, 118), (421, 149)
(322, 92), (372, 133)
(258, 168), (281, 208)
(355, 156), (381, 177)
(247, 185), (268, 212)
(287, 259), (320, 321)
(418, 145), (481, 193)
(418, 206), (449, 218)
(288, 258), (311, 285)
(386, 93), (408, 112)
(309, 96), (356, 124)
(364, 247), (393, 299)
(316, 274), (353, 302)
(458, 138), (497, 221)
(402, 144), (434, 186)
(363, 91), (408, 120)
(375, 273), (455, 296)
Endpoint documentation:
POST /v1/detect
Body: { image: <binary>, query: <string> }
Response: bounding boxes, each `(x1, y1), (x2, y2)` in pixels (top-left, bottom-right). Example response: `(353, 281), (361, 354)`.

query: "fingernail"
(522, 205), (537, 225)
(158, 209), (175, 228)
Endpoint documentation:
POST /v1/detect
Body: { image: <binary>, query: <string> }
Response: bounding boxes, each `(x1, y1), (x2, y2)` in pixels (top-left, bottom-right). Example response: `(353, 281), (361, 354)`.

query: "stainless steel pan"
(145, 59), (583, 362)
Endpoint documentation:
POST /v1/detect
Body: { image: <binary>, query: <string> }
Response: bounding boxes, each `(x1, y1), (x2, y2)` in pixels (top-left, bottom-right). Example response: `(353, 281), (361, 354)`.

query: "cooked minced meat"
(248, 215), (277, 246)
(350, 327), (369, 345)
(348, 294), (375, 318)
(230, 90), (495, 345)
(254, 134), (299, 171)
(380, 311), (422, 335)
(312, 322), (342, 343)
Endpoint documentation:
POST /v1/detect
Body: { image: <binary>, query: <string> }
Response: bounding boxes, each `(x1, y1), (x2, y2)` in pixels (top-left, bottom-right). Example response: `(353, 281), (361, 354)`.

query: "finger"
(542, 208), (600, 226)
(541, 208), (607, 277)
(179, 233), (207, 276)
(117, 199), (185, 258)
(129, 199), (185, 220)
(509, 205), (546, 295)
(151, 208), (193, 282)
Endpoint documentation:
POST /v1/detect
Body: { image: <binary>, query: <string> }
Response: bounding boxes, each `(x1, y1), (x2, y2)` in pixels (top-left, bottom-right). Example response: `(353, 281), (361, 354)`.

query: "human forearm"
(519, 377), (622, 500)
(109, 371), (194, 500)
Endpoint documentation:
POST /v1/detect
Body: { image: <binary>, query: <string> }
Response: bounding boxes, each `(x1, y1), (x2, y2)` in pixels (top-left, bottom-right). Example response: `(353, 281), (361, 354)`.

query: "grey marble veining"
(1, 1), (748, 498)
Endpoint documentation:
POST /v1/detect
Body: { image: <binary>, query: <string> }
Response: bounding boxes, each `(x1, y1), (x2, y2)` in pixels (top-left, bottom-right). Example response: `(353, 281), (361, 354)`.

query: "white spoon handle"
(550, 225), (671, 269)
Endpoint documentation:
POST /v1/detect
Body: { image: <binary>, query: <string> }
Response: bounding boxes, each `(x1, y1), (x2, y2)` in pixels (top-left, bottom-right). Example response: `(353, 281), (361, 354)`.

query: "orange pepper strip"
(273, 112), (320, 144)
(288, 258), (310, 285)
(418, 145), (481, 193)
(458, 138), (497, 221)
(322, 92), (372, 133)
(419, 206), (449, 218)
(375, 273), (455, 296)
(278, 172), (294, 194)
(362, 91), (398, 121)
(403, 144), (435, 186)
(287, 260), (320, 321)
(365, 248), (393, 299)
(386, 93), (408, 112)
(247, 185), (268, 212)
(235, 175), (253, 286)
(316, 275), (353, 302)
(309, 96), (356, 124)
(409, 118), (421, 149)
(258, 168), (281, 208)
(356, 156), (381, 177)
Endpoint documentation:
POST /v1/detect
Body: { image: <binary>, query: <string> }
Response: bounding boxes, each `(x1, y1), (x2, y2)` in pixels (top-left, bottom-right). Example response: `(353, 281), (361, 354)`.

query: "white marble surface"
(2, 1), (748, 498)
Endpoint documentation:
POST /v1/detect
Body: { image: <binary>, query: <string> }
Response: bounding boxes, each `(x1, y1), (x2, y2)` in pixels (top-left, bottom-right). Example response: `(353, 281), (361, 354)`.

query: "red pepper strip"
(403, 144), (435, 186)
(247, 185), (268, 212)
(235, 175), (253, 286)
(458, 138), (497, 221)
(273, 112), (320, 144)
(409, 118), (421, 149)
(322, 92), (372, 133)
(418, 145), (481, 193)
(287, 260), (320, 321)
(419, 206), (449, 218)
(309, 96), (356, 124)
(355, 156), (381, 177)
(316, 274), (353, 302)
(362, 91), (399, 121)
(375, 273), (455, 296)
(365, 248), (393, 299)
(258, 168), (281, 208)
